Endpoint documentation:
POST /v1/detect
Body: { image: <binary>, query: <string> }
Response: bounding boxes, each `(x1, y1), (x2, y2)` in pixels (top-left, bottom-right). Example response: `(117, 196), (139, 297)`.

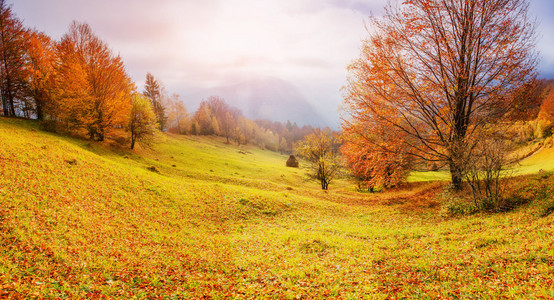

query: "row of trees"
(189, 96), (317, 152)
(0, 1), (316, 152)
(0, 1), (156, 147)
(140, 77), (320, 152)
(3, 0), (546, 197)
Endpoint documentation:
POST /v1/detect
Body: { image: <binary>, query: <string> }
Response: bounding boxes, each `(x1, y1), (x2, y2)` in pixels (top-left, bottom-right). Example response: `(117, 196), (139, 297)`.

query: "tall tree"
(54, 21), (132, 141)
(0, 0), (27, 117)
(24, 29), (56, 120)
(343, 0), (537, 189)
(143, 72), (167, 131)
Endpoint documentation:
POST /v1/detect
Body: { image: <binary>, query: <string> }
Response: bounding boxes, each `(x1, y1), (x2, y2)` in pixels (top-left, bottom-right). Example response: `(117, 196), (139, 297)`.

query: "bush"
(442, 192), (529, 216)
(40, 119), (58, 133)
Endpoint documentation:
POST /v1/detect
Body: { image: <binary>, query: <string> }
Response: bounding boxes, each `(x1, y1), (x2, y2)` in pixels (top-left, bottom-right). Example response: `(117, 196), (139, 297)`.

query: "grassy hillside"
(1, 117), (554, 299)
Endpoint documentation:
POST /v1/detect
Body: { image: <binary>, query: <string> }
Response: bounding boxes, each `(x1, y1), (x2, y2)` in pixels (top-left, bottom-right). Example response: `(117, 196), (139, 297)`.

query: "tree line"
(0, 1), (317, 151)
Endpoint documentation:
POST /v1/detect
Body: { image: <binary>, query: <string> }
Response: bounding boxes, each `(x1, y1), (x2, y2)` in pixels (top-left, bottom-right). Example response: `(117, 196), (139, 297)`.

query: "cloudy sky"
(12, 0), (554, 127)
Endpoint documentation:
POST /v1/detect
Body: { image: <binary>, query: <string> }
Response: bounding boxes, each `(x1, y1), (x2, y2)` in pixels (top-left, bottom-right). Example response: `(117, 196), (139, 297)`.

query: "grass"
(514, 146), (554, 174)
(1, 117), (553, 299)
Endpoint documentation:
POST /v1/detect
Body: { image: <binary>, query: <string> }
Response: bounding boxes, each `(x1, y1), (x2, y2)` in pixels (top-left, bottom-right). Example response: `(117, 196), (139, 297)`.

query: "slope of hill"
(1, 118), (554, 298)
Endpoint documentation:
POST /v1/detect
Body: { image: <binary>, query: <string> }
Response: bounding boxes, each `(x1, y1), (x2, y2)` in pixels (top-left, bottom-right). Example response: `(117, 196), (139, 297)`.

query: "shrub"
(460, 131), (511, 206)
(442, 191), (529, 216)
(40, 119), (58, 133)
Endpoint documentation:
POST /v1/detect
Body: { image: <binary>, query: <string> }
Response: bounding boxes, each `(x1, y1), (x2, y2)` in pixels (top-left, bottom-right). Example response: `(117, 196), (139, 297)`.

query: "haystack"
(286, 155), (299, 168)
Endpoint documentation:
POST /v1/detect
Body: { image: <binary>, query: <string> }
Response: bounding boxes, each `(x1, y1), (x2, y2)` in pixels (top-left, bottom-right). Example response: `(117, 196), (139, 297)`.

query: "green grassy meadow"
(1, 117), (554, 299)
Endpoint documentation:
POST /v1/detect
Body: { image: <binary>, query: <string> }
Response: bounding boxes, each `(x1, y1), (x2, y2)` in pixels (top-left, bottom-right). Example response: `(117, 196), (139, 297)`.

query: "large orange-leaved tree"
(24, 29), (56, 120)
(0, 0), (28, 117)
(343, 0), (537, 189)
(53, 21), (133, 141)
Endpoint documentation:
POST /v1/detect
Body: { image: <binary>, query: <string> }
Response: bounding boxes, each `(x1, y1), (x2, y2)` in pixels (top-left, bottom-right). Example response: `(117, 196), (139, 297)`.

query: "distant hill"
(182, 77), (328, 127)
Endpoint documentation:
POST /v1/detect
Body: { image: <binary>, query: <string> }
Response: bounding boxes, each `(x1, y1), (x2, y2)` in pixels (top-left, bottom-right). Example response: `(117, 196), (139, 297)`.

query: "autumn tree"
(0, 0), (27, 117)
(235, 115), (256, 145)
(538, 83), (554, 122)
(54, 21), (133, 141)
(128, 93), (157, 149)
(297, 129), (341, 190)
(143, 72), (167, 131)
(342, 120), (412, 191)
(343, 0), (537, 190)
(221, 111), (236, 143)
(166, 94), (190, 134)
(205, 96), (238, 143)
(193, 100), (215, 135)
(508, 79), (549, 121)
(24, 29), (56, 120)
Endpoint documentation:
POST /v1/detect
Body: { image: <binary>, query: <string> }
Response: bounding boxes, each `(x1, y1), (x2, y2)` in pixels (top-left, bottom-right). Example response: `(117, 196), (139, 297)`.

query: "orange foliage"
(341, 124), (412, 190)
(53, 21), (133, 141)
(0, 0), (28, 117)
(342, 0), (537, 189)
(538, 85), (554, 121)
(24, 29), (56, 120)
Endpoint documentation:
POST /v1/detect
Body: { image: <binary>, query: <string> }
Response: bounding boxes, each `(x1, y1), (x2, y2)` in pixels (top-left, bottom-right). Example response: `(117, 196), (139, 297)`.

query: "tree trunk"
(1, 97), (6, 116)
(35, 93), (44, 120)
(449, 160), (463, 190)
(36, 105), (43, 120)
(131, 135), (136, 149)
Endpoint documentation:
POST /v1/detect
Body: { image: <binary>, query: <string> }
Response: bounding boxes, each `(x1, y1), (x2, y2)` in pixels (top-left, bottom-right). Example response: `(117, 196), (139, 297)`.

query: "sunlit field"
(1, 118), (553, 299)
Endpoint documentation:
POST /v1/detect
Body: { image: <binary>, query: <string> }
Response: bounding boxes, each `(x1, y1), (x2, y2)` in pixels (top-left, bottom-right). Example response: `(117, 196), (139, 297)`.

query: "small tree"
(342, 117), (412, 191)
(297, 129), (341, 190)
(166, 94), (190, 134)
(129, 94), (157, 149)
(459, 130), (512, 208)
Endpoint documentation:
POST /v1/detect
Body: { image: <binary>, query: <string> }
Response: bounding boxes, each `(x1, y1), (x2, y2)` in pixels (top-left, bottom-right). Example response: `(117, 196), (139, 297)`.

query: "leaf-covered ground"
(0, 117), (553, 299)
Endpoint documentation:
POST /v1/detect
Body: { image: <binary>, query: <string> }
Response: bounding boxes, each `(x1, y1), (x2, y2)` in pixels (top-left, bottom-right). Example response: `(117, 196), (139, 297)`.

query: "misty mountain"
(182, 77), (328, 127)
